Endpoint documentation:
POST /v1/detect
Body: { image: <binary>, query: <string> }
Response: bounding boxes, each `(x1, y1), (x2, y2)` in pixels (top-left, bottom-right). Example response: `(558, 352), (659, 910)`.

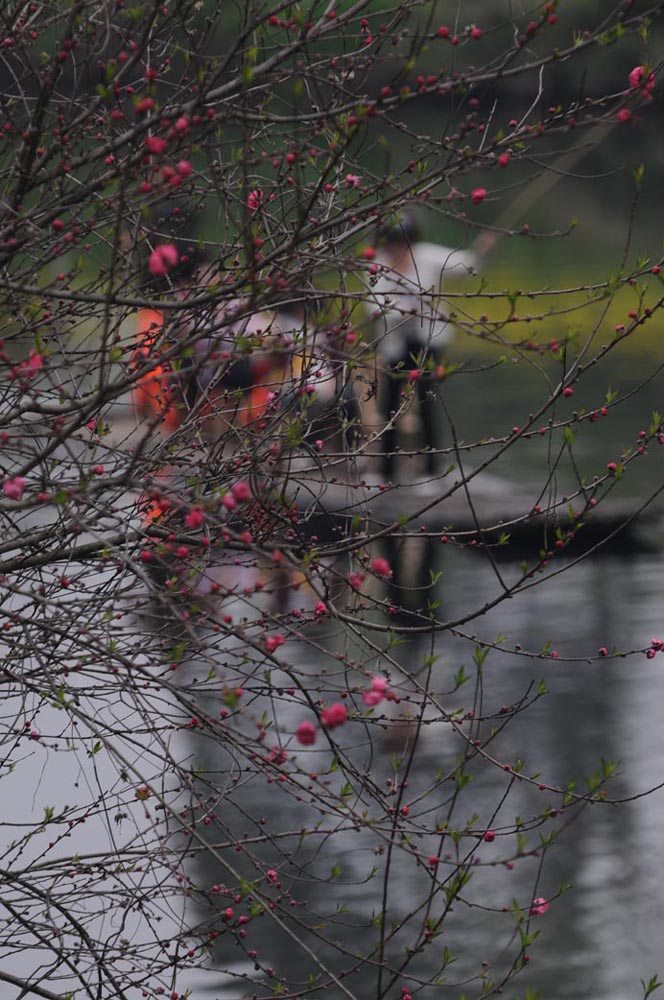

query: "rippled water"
(187, 353), (664, 999)
(183, 545), (664, 1000)
(3, 350), (664, 1000)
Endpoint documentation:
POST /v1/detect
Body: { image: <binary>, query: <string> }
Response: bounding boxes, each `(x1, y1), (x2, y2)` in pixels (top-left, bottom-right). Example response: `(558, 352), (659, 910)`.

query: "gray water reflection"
(4, 347), (664, 999)
(186, 546), (664, 1000)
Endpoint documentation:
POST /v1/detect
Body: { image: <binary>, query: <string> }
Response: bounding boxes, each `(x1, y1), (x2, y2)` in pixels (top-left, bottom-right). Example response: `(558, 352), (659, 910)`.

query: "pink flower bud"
(320, 702), (348, 728)
(185, 507), (205, 530)
(246, 189), (264, 213)
(231, 481), (251, 502)
(296, 721), (317, 745)
(370, 557), (392, 578)
(3, 476), (25, 500)
(265, 634), (285, 654)
(144, 135), (168, 155)
(148, 243), (179, 276)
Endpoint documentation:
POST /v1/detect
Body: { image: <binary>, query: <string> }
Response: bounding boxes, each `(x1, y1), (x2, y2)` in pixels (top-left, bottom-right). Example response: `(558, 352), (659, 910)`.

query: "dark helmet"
(376, 212), (421, 247)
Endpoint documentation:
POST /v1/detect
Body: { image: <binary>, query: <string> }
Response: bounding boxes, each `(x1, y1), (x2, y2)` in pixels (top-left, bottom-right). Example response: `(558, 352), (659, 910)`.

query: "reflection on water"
(180, 543), (664, 1000)
(3, 352), (664, 1000)
(161, 350), (664, 998)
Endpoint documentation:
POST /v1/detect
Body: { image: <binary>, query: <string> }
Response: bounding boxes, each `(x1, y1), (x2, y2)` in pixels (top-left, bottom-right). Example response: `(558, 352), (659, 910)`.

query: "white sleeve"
(413, 242), (478, 287)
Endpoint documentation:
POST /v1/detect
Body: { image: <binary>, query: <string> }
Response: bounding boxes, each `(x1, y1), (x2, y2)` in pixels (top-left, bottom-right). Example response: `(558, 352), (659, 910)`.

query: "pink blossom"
(471, 187), (487, 205)
(314, 600), (327, 616)
(295, 721), (317, 745)
(134, 97), (154, 114)
(628, 66), (643, 89)
(266, 868), (278, 882)
(3, 476), (25, 500)
(144, 135), (168, 155)
(530, 896), (549, 916)
(148, 243), (179, 276)
(231, 481), (251, 502)
(247, 189), (264, 213)
(628, 65), (655, 94)
(344, 174), (360, 188)
(265, 634), (285, 654)
(174, 115), (190, 132)
(616, 108), (632, 124)
(363, 675), (388, 706)
(348, 571), (365, 590)
(370, 557), (392, 578)
(320, 702), (348, 728)
(176, 159), (193, 177)
(185, 507), (205, 530)
(24, 349), (43, 372)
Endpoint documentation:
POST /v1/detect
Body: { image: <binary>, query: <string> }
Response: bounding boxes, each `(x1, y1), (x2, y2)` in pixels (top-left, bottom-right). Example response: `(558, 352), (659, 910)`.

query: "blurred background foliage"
(1, 0), (662, 359)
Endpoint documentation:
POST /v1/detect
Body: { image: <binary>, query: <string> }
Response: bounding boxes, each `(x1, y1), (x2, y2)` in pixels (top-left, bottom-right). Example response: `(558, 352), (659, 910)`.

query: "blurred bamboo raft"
(283, 469), (659, 556)
(105, 409), (659, 556)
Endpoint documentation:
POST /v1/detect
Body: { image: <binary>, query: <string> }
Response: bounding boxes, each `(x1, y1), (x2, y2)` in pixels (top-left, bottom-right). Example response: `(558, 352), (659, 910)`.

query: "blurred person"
(270, 295), (360, 457)
(133, 243), (215, 432)
(370, 215), (482, 480)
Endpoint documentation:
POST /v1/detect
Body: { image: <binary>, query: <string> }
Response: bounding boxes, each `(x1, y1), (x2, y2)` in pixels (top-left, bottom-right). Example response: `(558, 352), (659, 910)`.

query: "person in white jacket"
(369, 215), (480, 479)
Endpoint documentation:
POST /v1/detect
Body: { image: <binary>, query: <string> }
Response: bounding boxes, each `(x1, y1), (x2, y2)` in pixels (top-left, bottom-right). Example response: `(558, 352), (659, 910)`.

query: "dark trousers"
(378, 343), (441, 479)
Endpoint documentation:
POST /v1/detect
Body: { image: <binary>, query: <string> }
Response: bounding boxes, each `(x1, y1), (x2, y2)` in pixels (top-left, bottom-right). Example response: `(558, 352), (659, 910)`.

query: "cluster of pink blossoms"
(220, 480), (251, 512)
(628, 65), (656, 97)
(9, 348), (43, 383)
(362, 675), (389, 706)
(646, 638), (664, 660)
(265, 634), (285, 654)
(295, 674), (393, 746)
(246, 189), (264, 213)
(148, 243), (179, 276)
(618, 65), (656, 121)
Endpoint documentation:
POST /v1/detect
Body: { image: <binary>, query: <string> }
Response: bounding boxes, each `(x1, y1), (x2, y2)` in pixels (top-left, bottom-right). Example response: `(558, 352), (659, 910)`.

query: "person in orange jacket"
(132, 245), (213, 432)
